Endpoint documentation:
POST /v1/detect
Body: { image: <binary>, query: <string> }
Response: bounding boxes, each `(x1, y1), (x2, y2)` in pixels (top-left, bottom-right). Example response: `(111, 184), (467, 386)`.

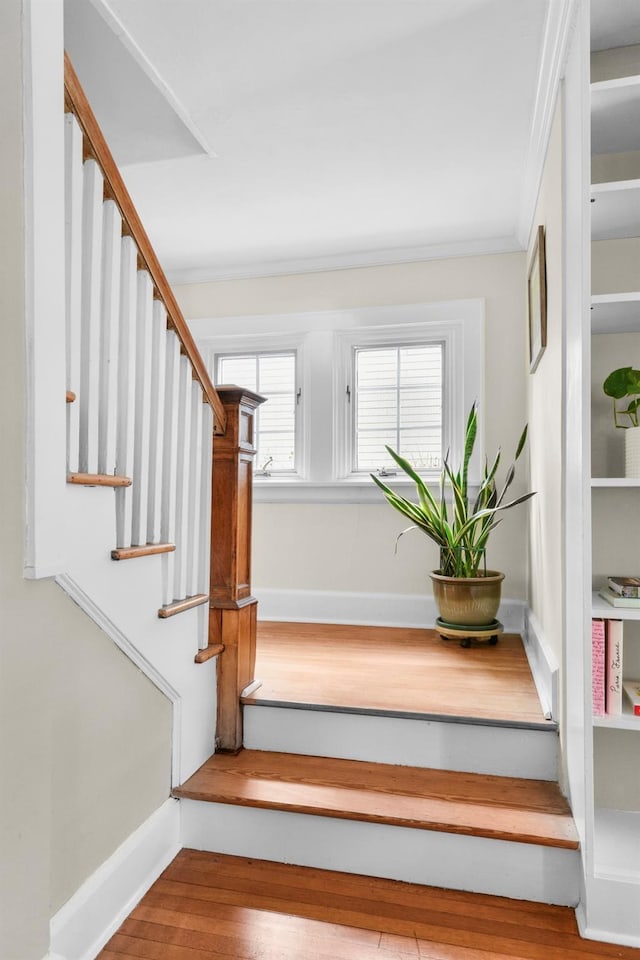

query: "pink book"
(592, 618), (606, 717)
(606, 619), (624, 715)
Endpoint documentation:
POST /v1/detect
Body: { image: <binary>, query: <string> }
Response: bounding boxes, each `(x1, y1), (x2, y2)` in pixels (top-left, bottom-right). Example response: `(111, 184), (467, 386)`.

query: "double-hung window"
(351, 342), (444, 474)
(215, 351), (298, 474)
(200, 299), (482, 500)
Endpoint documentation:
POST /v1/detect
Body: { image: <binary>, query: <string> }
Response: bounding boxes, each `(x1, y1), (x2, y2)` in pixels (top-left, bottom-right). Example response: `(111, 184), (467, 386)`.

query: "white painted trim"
(55, 573), (182, 787)
(168, 235), (522, 285)
(517, 0), (579, 246)
(255, 586), (526, 633)
(49, 799), (180, 960)
(181, 799), (579, 905)
(243, 705), (558, 779)
(22, 0), (67, 579)
(523, 609), (559, 721)
(87, 0), (215, 158)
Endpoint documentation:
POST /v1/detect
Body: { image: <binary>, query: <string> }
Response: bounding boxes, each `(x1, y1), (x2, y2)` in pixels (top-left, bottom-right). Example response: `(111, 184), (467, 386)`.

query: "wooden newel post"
(210, 385), (265, 752)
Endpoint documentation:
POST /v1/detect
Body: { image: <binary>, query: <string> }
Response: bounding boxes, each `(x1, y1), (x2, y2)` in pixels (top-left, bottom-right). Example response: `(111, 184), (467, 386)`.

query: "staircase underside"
(98, 850), (640, 960)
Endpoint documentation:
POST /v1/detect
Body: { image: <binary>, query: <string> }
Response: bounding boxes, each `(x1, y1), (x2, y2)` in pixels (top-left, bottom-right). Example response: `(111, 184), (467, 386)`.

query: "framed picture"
(528, 225), (547, 373)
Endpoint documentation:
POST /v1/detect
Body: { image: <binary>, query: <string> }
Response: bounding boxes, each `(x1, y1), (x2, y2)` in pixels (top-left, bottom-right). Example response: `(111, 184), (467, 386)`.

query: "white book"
(606, 620), (623, 715)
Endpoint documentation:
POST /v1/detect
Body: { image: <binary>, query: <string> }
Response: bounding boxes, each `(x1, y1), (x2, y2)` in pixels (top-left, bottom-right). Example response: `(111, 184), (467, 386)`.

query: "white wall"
(526, 100), (564, 671)
(177, 251), (530, 605)
(0, 4), (172, 956)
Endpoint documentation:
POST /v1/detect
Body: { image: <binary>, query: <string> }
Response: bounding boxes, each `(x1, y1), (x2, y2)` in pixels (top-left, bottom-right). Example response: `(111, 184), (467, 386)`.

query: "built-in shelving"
(591, 75), (640, 155)
(594, 809), (640, 879)
(590, 292), (640, 334)
(591, 180), (640, 240)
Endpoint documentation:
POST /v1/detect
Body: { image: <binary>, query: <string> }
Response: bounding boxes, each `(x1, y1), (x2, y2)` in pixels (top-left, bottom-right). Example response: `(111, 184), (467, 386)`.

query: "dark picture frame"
(528, 225), (547, 374)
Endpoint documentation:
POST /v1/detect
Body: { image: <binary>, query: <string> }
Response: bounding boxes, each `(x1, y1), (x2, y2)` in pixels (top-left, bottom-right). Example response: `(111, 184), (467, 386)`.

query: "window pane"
(353, 342), (443, 473)
(216, 350), (297, 474)
(259, 354), (295, 393)
(217, 355), (257, 391)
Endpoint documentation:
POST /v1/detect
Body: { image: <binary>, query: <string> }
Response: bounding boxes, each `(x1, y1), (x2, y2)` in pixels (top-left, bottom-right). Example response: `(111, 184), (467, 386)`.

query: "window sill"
(254, 476), (441, 504)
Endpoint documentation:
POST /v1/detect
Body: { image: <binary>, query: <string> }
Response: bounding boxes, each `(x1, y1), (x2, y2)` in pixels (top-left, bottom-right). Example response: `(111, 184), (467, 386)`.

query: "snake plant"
(371, 402), (535, 578)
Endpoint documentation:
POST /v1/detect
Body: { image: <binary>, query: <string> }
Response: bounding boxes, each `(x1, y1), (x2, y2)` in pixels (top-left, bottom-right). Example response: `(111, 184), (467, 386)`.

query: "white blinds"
(216, 352), (297, 472)
(353, 342), (443, 472)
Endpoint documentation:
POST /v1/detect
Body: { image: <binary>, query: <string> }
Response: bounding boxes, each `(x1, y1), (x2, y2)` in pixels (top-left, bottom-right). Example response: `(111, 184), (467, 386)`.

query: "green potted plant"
(371, 402), (534, 628)
(603, 366), (640, 478)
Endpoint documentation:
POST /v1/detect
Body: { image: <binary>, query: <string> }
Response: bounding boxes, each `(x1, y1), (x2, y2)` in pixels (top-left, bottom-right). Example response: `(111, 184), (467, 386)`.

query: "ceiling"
(65, 0), (556, 282)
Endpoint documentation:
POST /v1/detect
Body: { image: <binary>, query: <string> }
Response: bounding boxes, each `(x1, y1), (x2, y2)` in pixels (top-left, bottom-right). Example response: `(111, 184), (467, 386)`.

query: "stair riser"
(243, 705), (558, 780)
(181, 799), (579, 906)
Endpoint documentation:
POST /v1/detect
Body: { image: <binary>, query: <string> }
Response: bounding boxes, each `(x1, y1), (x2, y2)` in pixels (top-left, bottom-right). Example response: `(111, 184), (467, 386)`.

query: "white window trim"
(194, 299), (484, 504)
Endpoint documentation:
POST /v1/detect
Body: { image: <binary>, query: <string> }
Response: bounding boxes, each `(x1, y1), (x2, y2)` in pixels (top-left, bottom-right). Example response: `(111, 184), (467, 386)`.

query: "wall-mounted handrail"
(63, 53), (226, 436)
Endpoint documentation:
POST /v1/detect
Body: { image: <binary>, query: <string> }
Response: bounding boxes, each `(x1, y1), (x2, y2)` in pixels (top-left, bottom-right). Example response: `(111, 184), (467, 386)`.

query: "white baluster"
(197, 401), (214, 649)
(186, 381), (204, 597)
(64, 114), (83, 473)
(115, 237), (137, 548)
(160, 331), (181, 606)
(79, 159), (103, 474)
(147, 301), (167, 544)
(173, 355), (193, 601)
(131, 271), (154, 546)
(98, 199), (122, 475)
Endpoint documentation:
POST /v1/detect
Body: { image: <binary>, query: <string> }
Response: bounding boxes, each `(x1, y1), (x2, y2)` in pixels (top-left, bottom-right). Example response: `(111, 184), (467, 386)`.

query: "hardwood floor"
(245, 622), (549, 726)
(98, 850), (640, 959)
(173, 750), (578, 848)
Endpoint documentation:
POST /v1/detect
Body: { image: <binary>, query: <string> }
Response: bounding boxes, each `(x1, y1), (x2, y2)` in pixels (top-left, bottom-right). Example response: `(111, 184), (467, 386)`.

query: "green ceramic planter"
(430, 570), (505, 627)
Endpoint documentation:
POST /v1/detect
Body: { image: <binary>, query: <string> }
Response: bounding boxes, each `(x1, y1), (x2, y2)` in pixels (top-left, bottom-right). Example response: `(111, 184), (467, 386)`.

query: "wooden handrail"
(63, 53), (226, 436)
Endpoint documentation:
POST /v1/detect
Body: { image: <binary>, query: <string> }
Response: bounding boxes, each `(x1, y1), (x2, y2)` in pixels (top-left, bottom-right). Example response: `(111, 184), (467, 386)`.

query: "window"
(352, 342), (444, 473)
(215, 351), (298, 474)
(199, 299), (483, 502)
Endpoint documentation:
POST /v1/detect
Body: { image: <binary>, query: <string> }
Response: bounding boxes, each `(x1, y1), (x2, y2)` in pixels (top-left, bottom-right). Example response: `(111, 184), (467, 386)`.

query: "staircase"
(57, 55), (580, 948)
(59, 56), (262, 786)
(174, 623), (580, 908)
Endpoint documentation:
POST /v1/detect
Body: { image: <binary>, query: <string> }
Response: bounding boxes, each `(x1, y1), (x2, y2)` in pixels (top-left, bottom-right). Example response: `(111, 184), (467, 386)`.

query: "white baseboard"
(49, 799), (180, 960)
(523, 609), (559, 721)
(255, 587), (526, 633)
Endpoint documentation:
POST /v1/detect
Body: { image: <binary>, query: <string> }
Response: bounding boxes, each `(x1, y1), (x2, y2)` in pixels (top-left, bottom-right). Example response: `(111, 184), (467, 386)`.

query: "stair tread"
(97, 851), (640, 960)
(173, 750), (578, 849)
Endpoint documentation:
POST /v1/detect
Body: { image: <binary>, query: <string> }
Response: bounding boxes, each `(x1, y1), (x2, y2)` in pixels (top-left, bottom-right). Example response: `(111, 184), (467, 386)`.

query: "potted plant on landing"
(603, 366), (640, 479)
(371, 402), (535, 634)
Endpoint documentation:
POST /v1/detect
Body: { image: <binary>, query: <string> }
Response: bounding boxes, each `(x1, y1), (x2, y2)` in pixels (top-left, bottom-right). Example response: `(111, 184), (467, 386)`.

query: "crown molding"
(517, 0), (580, 247)
(167, 235), (523, 286)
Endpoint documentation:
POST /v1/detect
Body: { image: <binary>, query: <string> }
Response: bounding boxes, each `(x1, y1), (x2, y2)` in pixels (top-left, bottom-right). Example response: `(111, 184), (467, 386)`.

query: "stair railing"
(64, 54), (260, 747)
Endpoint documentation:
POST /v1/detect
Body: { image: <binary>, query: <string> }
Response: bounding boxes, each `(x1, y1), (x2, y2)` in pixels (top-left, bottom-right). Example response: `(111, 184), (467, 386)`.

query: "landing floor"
(244, 621), (550, 727)
(98, 850), (640, 959)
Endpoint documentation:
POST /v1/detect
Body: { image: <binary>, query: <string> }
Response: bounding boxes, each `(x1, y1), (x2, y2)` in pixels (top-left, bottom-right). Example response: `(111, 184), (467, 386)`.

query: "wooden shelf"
(590, 293), (640, 334)
(592, 591), (640, 620)
(591, 75), (640, 155)
(591, 180), (640, 240)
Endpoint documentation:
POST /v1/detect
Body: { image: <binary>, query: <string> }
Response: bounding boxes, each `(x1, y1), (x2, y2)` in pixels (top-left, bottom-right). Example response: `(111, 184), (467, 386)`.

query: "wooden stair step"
(173, 749), (578, 850)
(96, 850), (640, 960)
(111, 543), (175, 561)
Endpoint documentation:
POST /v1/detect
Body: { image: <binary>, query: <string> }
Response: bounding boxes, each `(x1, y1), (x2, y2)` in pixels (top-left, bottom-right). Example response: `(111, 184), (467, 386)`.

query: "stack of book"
(592, 617), (622, 716)
(599, 576), (640, 608)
